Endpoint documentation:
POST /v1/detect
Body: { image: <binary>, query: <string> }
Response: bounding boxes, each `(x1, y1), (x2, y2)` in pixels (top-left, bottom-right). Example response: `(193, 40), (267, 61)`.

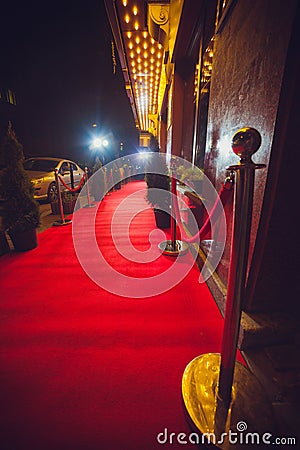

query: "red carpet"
(0, 181), (226, 450)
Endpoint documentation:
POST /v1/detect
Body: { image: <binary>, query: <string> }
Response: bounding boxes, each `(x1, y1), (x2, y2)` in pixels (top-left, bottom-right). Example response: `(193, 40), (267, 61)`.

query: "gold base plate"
(158, 239), (189, 256)
(52, 219), (72, 226)
(182, 353), (275, 449)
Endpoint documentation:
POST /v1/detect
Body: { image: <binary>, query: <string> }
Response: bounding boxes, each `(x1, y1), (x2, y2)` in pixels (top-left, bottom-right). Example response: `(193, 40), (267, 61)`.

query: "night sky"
(0, 0), (139, 165)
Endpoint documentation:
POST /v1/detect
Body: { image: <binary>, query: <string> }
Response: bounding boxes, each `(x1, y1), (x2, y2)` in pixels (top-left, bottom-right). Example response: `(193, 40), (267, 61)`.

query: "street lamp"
(89, 136), (109, 165)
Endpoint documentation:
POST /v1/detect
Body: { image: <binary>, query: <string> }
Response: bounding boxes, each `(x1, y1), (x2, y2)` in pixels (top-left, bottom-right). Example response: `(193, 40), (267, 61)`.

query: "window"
(60, 162), (70, 174)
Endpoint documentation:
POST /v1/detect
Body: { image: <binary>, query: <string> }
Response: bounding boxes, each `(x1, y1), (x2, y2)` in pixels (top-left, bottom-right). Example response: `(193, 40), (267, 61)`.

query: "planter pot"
(51, 202), (60, 215)
(9, 228), (38, 252)
(51, 200), (76, 215)
(63, 200), (76, 214)
(154, 209), (171, 229)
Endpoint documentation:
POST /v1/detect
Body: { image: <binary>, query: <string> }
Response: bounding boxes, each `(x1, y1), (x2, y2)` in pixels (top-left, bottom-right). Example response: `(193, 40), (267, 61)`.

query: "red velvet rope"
(173, 178), (233, 243)
(58, 173), (86, 192)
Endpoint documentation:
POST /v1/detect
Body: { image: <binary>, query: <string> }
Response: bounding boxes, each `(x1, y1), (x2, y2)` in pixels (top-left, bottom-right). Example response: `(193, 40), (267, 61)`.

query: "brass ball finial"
(231, 127), (261, 161)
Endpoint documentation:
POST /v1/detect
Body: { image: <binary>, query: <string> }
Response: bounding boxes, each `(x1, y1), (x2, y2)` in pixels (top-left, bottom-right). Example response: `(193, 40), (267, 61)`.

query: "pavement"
(37, 201), (66, 233)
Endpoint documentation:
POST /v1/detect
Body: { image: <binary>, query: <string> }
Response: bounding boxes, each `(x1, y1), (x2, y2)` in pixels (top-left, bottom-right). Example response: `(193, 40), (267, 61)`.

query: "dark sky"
(1, 0), (138, 164)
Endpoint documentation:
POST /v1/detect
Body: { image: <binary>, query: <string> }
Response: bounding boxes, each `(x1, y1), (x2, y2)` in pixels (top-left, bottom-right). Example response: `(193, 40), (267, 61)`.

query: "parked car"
(23, 157), (85, 202)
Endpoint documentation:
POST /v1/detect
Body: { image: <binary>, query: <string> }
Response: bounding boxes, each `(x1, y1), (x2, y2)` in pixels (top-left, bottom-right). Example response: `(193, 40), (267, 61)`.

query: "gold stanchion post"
(158, 174), (189, 256)
(182, 128), (275, 448)
(52, 169), (72, 227)
(83, 167), (96, 208)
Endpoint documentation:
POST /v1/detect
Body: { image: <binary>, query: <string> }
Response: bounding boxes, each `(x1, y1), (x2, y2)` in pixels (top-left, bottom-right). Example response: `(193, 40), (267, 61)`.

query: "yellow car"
(24, 157), (85, 202)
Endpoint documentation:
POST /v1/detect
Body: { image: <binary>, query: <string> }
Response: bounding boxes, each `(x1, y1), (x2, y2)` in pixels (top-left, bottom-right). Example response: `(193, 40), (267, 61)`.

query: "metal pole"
(218, 127), (265, 410)
(70, 163), (75, 194)
(53, 169), (72, 226)
(83, 167), (96, 208)
(158, 172), (189, 256)
(55, 169), (65, 222)
(182, 129), (274, 446)
(171, 175), (177, 250)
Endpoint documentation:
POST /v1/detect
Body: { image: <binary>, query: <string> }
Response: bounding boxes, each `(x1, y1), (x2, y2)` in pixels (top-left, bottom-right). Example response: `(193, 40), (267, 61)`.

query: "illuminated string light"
(119, 11), (166, 132)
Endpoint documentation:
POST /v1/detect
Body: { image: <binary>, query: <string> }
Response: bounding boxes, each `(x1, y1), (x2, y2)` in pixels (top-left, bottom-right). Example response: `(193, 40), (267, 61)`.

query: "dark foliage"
(0, 123), (40, 233)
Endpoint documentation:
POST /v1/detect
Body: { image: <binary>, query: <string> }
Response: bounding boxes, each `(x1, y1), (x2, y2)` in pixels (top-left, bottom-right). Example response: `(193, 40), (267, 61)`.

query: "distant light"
(90, 137), (109, 150)
(92, 138), (103, 149)
(138, 150), (150, 159)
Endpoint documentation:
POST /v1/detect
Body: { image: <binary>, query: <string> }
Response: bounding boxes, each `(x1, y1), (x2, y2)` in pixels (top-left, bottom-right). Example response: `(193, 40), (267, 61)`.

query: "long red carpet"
(0, 181), (225, 450)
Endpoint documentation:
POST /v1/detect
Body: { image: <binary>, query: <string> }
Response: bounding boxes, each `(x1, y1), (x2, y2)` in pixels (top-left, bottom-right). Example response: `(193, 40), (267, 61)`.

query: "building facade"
(105, 0), (300, 345)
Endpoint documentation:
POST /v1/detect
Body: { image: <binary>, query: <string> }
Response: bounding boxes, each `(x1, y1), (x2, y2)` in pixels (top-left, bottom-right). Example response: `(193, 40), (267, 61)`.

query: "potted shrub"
(145, 135), (171, 229)
(0, 123), (40, 251)
(50, 189), (78, 215)
(62, 190), (78, 214)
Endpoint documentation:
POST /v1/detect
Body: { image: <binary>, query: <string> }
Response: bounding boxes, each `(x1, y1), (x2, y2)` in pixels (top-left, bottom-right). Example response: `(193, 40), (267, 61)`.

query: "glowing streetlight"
(90, 137), (109, 150)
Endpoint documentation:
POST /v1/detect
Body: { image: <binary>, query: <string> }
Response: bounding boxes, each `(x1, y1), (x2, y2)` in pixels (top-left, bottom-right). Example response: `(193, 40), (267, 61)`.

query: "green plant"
(0, 123), (40, 233)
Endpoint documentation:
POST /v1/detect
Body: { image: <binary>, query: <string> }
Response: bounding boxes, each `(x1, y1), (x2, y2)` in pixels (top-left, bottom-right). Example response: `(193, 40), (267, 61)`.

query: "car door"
(58, 161), (71, 189)
(70, 162), (82, 188)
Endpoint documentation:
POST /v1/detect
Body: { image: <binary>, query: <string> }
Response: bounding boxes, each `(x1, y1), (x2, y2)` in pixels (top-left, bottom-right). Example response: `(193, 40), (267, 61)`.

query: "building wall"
(203, 0), (297, 295)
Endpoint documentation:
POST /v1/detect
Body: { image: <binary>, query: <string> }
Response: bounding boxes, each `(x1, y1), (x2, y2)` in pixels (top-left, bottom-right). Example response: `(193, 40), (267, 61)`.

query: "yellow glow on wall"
(125, 14), (130, 23)
(134, 21), (139, 30)
(133, 6), (138, 15)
